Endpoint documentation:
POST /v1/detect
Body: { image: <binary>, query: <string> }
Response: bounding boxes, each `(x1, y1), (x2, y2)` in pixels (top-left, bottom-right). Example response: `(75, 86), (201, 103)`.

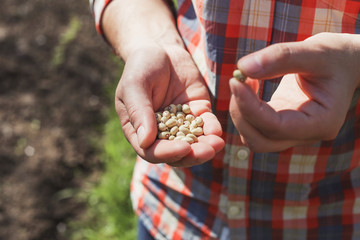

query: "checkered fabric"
(90, 0), (360, 239)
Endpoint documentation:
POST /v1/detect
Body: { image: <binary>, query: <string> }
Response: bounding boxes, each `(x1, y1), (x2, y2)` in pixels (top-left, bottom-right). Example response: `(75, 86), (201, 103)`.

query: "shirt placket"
(226, 0), (275, 239)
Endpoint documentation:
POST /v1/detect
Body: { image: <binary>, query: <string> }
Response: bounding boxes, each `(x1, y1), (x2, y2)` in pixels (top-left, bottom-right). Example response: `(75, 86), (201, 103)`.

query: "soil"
(0, 0), (119, 239)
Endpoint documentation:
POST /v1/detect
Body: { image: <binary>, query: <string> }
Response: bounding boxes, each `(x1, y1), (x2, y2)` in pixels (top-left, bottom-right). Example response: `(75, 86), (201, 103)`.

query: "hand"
(116, 44), (224, 167)
(229, 33), (360, 152)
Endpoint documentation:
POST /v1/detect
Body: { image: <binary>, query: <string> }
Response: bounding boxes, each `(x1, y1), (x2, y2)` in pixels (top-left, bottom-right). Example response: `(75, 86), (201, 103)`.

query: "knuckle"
(273, 43), (292, 62)
(126, 103), (141, 127)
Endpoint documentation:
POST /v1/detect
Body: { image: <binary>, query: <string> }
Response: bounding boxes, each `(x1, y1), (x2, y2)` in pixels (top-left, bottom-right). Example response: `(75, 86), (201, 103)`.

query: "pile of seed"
(156, 104), (204, 144)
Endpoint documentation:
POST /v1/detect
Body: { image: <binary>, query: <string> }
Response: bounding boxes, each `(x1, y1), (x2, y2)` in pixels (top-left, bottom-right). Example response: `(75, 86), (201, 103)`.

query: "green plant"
(71, 61), (137, 240)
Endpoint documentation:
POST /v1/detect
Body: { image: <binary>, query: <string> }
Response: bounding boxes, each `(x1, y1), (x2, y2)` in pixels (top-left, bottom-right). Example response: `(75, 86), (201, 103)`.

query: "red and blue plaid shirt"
(91, 0), (360, 239)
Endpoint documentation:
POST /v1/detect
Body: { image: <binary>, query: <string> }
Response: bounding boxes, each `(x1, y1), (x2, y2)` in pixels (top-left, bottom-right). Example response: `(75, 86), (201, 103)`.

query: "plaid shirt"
(91, 0), (360, 239)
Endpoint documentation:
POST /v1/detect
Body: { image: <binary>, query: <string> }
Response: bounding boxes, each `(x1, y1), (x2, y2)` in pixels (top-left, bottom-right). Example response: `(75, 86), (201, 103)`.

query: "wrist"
(102, 0), (184, 61)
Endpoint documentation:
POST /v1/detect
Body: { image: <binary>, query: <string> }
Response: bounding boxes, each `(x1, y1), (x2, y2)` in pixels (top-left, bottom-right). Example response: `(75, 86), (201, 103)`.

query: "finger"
(237, 41), (330, 80)
(229, 93), (307, 152)
(229, 76), (336, 141)
(117, 60), (165, 149)
(116, 99), (191, 163)
(167, 141), (215, 167)
(197, 135), (225, 153)
(144, 139), (192, 163)
(200, 111), (223, 137)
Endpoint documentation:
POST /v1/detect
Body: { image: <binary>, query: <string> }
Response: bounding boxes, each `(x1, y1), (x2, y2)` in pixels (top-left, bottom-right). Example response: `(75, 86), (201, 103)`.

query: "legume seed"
(233, 69), (247, 82)
(191, 127), (203, 136)
(182, 136), (194, 144)
(158, 131), (170, 139)
(182, 104), (191, 114)
(165, 118), (177, 128)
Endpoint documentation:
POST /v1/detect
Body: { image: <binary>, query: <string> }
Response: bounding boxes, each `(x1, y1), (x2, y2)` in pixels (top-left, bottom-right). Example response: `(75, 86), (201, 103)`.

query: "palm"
(116, 45), (224, 167)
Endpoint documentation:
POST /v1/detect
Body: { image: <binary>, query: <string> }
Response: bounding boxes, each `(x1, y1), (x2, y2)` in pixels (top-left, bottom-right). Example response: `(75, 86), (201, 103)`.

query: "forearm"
(102, 0), (184, 61)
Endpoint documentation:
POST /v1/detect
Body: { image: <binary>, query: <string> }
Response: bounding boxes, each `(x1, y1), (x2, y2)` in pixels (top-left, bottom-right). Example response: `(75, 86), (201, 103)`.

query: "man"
(90, 0), (360, 239)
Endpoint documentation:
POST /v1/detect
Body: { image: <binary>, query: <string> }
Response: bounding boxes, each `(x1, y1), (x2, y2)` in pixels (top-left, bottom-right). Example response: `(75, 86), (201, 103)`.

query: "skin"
(229, 33), (360, 152)
(102, 0), (225, 167)
(102, 0), (360, 163)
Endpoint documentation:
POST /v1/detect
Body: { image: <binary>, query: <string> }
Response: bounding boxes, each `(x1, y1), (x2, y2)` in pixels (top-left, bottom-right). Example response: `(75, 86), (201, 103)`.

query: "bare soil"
(0, 0), (118, 239)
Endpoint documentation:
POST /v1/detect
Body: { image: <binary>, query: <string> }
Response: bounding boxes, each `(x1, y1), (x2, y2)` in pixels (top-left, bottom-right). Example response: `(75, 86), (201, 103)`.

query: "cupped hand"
(116, 44), (224, 167)
(229, 33), (360, 152)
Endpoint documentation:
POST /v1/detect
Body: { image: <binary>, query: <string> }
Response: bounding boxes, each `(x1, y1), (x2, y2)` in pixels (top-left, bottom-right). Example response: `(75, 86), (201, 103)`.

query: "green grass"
(71, 61), (138, 240)
(52, 16), (81, 67)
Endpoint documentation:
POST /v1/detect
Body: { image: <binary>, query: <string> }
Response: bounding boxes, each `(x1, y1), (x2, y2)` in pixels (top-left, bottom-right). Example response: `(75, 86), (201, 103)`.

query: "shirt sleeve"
(89, 0), (113, 35)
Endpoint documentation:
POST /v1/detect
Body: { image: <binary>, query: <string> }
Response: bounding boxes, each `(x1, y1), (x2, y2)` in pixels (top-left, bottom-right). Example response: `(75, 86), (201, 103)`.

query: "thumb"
(119, 82), (157, 149)
(118, 58), (162, 149)
(238, 40), (329, 80)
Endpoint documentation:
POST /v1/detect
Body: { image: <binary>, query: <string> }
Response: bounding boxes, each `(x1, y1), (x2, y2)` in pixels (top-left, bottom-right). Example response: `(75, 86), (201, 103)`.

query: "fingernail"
(239, 54), (262, 74)
(137, 126), (145, 146)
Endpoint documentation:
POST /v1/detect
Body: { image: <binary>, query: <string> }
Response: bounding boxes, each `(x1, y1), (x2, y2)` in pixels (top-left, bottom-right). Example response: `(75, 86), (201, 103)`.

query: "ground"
(0, 0), (119, 239)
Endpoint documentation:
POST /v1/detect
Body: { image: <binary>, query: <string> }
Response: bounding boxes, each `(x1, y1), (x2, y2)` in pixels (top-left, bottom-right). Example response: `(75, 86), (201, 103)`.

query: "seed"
(165, 118), (177, 128)
(155, 113), (162, 123)
(233, 69), (247, 82)
(182, 136), (194, 144)
(158, 131), (170, 139)
(158, 122), (167, 131)
(163, 110), (170, 118)
(182, 104), (191, 114)
(177, 118), (184, 126)
(186, 133), (198, 142)
(160, 116), (168, 123)
(174, 136), (184, 141)
(190, 120), (198, 129)
(194, 117), (203, 127)
(191, 127), (203, 136)
(169, 135), (175, 140)
(170, 126), (179, 135)
(183, 121), (191, 127)
(185, 114), (195, 122)
(176, 112), (185, 120)
(176, 104), (183, 112)
(168, 104), (177, 114)
(176, 131), (185, 137)
(179, 125), (190, 135)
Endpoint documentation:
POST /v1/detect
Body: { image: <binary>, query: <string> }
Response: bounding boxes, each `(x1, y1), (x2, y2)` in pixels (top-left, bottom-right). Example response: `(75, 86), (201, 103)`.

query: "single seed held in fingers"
(233, 69), (247, 82)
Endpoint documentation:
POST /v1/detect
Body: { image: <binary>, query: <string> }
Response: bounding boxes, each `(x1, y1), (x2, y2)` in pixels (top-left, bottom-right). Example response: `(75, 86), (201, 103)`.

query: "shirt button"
(228, 205), (242, 217)
(237, 147), (249, 161)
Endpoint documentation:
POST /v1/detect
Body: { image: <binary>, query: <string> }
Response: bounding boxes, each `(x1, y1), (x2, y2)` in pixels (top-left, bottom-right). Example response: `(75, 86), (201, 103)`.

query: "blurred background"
(0, 0), (137, 239)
